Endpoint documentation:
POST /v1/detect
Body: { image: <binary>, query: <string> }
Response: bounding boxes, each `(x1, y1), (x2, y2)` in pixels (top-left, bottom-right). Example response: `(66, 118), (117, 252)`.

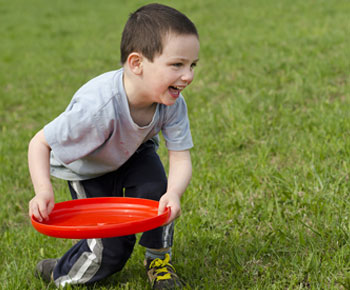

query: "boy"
(28, 3), (199, 289)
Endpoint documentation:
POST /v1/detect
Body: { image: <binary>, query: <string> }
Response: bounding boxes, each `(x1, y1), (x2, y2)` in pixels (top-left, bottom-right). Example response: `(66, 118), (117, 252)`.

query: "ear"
(127, 52), (143, 75)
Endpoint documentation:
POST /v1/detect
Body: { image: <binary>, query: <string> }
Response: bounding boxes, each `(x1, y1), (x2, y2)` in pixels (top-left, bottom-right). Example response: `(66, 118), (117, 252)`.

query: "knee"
(100, 235), (136, 270)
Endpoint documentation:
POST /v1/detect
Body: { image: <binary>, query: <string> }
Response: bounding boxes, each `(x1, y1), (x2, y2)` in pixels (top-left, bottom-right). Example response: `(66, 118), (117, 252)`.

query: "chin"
(164, 99), (177, 106)
(158, 96), (177, 106)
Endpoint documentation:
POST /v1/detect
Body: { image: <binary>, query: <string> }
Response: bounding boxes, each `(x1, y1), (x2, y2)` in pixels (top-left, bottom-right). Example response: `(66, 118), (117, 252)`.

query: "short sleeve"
(161, 96), (193, 151)
(44, 98), (114, 164)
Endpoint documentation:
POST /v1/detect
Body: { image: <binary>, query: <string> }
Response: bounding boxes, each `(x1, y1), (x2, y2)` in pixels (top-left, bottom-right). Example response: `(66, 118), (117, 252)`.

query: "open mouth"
(168, 86), (182, 98)
(169, 85), (181, 91)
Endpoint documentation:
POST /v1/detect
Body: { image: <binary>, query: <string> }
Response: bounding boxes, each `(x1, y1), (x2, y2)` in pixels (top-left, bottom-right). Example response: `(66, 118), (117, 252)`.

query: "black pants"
(53, 141), (174, 286)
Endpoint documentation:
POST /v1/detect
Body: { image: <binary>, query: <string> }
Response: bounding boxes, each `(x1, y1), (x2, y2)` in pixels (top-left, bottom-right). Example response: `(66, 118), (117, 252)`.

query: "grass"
(1, 0), (350, 289)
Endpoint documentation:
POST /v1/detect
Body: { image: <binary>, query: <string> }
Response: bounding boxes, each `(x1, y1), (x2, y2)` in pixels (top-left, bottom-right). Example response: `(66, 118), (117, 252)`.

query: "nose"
(181, 67), (194, 84)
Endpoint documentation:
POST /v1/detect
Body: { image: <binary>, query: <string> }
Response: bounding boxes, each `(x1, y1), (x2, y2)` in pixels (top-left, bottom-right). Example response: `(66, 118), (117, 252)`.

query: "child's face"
(141, 33), (200, 106)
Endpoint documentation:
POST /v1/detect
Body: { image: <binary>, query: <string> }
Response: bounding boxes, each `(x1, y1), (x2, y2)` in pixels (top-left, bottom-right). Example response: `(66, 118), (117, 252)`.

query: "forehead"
(160, 33), (200, 60)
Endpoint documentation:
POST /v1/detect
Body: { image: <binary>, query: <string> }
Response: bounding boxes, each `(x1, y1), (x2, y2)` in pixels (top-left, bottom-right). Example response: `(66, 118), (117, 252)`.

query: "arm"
(28, 129), (55, 222)
(158, 150), (192, 224)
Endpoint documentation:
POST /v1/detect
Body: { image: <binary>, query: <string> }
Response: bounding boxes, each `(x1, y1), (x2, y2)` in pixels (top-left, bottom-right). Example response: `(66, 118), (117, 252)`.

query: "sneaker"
(35, 258), (58, 282)
(145, 253), (184, 289)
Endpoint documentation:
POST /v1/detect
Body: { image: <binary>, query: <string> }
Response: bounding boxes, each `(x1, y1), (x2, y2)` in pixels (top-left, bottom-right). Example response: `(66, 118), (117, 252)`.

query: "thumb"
(47, 200), (55, 215)
(158, 199), (167, 215)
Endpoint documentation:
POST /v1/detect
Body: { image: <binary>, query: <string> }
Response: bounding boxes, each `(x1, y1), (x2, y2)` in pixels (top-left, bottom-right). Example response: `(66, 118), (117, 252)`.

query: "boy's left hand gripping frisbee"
(31, 197), (170, 239)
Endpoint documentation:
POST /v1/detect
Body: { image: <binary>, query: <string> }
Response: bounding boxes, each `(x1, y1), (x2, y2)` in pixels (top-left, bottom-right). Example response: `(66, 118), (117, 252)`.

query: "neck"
(123, 70), (154, 109)
(122, 70), (157, 127)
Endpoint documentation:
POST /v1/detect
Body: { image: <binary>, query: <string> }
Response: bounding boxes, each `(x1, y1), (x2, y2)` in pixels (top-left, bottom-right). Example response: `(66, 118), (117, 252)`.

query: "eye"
(191, 62), (197, 69)
(172, 63), (183, 67)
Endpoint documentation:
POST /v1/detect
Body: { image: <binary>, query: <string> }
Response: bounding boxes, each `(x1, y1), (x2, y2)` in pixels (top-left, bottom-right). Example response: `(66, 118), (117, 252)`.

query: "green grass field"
(1, 0), (350, 289)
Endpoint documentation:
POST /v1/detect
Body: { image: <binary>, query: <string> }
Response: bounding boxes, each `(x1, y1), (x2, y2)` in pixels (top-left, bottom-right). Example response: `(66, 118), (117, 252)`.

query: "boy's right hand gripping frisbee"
(31, 197), (170, 239)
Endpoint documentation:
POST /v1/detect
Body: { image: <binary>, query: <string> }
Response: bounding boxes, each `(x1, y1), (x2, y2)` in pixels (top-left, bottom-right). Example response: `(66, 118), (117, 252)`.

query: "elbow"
(28, 129), (51, 155)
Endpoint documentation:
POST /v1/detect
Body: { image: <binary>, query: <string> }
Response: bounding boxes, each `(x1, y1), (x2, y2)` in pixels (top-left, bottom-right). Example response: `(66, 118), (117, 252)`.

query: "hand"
(29, 191), (55, 222)
(158, 192), (181, 224)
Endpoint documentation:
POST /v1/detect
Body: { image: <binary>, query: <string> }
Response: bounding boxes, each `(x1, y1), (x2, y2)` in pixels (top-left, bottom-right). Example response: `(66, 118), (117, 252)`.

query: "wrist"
(165, 191), (182, 199)
(34, 186), (54, 198)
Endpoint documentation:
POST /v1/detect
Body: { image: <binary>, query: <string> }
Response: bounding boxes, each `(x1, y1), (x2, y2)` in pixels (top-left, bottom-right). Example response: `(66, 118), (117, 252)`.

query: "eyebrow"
(174, 57), (199, 63)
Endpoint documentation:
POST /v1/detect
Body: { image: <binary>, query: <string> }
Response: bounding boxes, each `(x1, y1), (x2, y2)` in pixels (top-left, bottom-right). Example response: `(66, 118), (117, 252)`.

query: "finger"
(175, 207), (181, 218)
(158, 204), (165, 215)
(29, 207), (33, 218)
(31, 205), (43, 222)
(29, 199), (36, 217)
(37, 200), (49, 221)
(29, 201), (33, 218)
(158, 201), (166, 215)
(29, 200), (42, 221)
(170, 206), (181, 222)
(47, 201), (55, 216)
(170, 209), (177, 222)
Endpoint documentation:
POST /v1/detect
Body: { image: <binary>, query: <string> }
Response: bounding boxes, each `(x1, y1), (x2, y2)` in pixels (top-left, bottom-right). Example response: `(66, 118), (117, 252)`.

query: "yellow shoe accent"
(145, 254), (183, 289)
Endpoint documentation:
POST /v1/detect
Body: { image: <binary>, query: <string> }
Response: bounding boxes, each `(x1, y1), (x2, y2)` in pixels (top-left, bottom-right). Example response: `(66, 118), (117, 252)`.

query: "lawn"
(1, 0), (350, 289)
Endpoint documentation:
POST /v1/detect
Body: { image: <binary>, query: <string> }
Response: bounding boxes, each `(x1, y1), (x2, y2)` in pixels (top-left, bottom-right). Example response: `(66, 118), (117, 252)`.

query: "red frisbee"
(31, 197), (170, 239)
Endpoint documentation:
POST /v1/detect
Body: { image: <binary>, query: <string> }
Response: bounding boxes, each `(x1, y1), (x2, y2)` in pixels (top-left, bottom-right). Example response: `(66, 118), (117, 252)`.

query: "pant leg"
(119, 141), (174, 249)
(53, 172), (136, 286)
(53, 141), (173, 286)
(54, 236), (135, 287)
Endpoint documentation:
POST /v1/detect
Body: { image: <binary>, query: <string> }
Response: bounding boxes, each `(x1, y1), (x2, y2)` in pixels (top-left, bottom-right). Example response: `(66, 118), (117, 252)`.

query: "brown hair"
(120, 3), (198, 64)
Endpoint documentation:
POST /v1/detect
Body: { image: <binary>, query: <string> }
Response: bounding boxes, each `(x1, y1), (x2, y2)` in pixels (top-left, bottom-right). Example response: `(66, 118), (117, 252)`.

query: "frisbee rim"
(31, 197), (170, 239)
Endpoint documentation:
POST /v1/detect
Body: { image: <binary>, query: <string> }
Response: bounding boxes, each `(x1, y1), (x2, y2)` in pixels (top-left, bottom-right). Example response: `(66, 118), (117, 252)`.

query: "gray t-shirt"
(44, 68), (193, 180)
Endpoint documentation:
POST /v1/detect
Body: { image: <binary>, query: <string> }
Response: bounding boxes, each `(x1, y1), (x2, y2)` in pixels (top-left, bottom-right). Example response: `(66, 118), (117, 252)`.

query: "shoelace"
(149, 253), (176, 281)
